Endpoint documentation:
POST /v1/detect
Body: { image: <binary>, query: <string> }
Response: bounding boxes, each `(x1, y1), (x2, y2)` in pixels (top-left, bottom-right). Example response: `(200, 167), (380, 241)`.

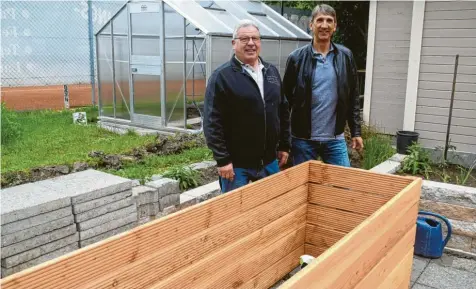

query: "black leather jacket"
(283, 42), (361, 139)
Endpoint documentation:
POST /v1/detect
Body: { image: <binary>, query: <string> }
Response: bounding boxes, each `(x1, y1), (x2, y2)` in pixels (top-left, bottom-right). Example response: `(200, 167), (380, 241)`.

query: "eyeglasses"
(234, 36), (261, 44)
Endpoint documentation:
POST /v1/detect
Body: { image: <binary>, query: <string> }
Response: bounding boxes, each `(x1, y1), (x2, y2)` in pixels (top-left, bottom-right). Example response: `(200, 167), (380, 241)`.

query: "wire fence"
(1, 0), (126, 110)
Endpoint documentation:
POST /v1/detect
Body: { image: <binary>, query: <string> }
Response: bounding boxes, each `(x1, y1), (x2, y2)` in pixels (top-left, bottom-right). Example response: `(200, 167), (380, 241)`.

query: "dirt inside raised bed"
(396, 163), (476, 188)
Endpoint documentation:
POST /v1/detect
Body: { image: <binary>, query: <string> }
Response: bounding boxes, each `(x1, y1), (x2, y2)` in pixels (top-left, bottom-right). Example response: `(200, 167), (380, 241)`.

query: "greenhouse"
(95, 0), (311, 133)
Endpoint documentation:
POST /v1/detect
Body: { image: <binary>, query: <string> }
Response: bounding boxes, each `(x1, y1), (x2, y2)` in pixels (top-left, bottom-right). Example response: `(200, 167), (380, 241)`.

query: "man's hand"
(218, 163), (235, 181)
(278, 151), (289, 168)
(352, 137), (364, 151)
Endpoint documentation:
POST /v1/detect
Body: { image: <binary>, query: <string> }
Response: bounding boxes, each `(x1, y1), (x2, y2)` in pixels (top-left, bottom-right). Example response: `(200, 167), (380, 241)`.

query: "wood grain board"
(0, 160), (421, 289)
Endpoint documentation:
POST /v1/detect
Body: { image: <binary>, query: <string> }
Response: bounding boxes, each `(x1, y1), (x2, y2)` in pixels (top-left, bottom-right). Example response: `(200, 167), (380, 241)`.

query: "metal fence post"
(88, 0), (96, 106)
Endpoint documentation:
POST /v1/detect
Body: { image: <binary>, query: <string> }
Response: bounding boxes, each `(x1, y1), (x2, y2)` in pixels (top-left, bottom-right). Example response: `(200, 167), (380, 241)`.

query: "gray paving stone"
(1, 215), (74, 247)
(79, 213), (137, 240)
(77, 205), (137, 231)
(1, 224), (77, 258)
(2, 233), (79, 268)
(138, 203), (160, 219)
(72, 190), (132, 214)
(74, 196), (134, 223)
(159, 193), (180, 211)
(1, 243), (78, 278)
(79, 222), (136, 248)
(145, 178), (180, 198)
(1, 182), (71, 225)
(411, 255), (430, 282)
(412, 284), (438, 289)
(432, 254), (476, 274)
(1, 207), (73, 235)
(40, 169), (132, 204)
(418, 262), (476, 289)
(132, 186), (159, 206)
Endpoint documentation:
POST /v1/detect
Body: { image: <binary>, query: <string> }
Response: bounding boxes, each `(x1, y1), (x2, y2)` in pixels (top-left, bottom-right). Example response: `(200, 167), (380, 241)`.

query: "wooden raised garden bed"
(0, 160), (421, 289)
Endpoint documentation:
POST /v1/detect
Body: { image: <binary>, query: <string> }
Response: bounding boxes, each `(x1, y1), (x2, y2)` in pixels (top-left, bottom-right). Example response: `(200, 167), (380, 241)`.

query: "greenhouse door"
(128, 2), (165, 129)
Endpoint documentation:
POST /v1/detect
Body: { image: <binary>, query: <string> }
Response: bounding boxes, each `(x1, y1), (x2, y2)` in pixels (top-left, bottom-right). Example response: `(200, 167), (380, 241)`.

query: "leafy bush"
(362, 134), (395, 170)
(401, 142), (432, 179)
(1, 103), (22, 145)
(163, 165), (201, 191)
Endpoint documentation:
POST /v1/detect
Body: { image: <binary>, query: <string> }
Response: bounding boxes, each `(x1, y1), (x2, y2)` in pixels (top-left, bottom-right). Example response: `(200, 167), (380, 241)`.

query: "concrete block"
(79, 222), (137, 248)
(138, 203), (160, 219)
(1, 224), (77, 258)
(2, 215), (74, 247)
(131, 179), (141, 187)
(419, 199), (476, 223)
(370, 160), (402, 174)
(77, 205), (137, 231)
(132, 186), (159, 206)
(188, 160), (216, 170)
(40, 169), (132, 204)
(411, 256), (430, 282)
(159, 194), (180, 211)
(450, 219), (476, 239)
(79, 213), (137, 240)
(447, 234), (473, 252)
(1, 243), (78, 278)
(421, 180), (476, 209)
(1, 207), (73, 235)
(145, 178), (180, 198)
(74, 196), (134, 223)
(2, 233), (79, 268)
(72, 190), (132, 214)
(1, 182), (71, 225)
(151, 174), (163, 181)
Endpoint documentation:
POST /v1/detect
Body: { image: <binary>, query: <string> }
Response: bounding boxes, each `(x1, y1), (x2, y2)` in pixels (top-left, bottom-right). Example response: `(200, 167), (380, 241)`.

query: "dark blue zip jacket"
(203, 55), (291, 169)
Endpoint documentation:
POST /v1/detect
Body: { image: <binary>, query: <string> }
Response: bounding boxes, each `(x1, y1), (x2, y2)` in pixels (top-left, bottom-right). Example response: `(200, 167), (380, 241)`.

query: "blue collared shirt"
(310, 44), (344, 141)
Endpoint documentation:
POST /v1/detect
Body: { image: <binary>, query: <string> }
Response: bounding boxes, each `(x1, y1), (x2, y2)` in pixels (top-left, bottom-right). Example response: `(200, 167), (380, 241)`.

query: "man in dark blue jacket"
(203, 19), (291, 193)
(283, 4), (363, 167)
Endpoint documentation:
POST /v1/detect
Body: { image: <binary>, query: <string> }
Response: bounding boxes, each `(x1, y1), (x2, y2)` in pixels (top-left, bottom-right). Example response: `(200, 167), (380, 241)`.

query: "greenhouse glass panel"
(165, 3), (185, 127)
(113, 35), (130, 120)
(132, 74), (161, 116)
(259, 39), (279, 68)
(279, 40), (298, 76)
(97, 32), (114, 118)
(210, 36), (233, 71)
(252, 15), (294, 38)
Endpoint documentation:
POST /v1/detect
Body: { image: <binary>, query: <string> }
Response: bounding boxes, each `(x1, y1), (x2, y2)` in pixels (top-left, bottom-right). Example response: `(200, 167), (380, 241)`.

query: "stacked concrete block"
(145, 178), (181, 214)
(55, 170), (138, 248)
(1, 183), (78, 277)
(133, 186), (160, 225)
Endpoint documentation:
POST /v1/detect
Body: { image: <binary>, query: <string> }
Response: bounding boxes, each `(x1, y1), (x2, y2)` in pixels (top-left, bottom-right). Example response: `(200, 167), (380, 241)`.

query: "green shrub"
(163, 165), (201, 191)
(401, 142), (432, 178)
(1, 103), (22, 145)
(362, 134), (395, 170)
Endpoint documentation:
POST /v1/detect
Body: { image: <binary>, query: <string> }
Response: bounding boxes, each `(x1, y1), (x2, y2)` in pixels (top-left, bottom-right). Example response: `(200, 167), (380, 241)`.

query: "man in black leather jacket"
(283, 4), (363, 167)
(203, 19), (291, 193)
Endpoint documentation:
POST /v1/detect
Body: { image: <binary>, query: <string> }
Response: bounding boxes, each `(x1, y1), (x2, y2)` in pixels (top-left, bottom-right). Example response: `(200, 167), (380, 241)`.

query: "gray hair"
(232, 19), (260, 39)
(311, 4), (336, 22)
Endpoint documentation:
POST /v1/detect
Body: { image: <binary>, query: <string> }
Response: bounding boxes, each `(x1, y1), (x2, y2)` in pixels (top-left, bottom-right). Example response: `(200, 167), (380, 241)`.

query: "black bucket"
(396, 131), (419, 154)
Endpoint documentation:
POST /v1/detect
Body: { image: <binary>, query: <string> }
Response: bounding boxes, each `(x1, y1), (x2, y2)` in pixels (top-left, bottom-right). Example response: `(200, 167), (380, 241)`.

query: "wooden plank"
(376, 248), (414, 289)
(308, 162), (414, 198)
(308, 183), (391, 216)
(417, 98), (476, 111)
(354, 225), (416, 289)
(81, 188), (308, 289)
(305, 224), (345, 249)
(1, 165), (309, 289)
(199, 228), (305, 289)
(424, 29), (476, 39)
(240, 246), (304, 289)
(280, 178), (421, 289)
(307, 204), (367, 233)
(424, 19), (476, 29)
(149, 226), (306, 289)
(425, 9), (476, 20)
(417, 89), (475, 101)
(304, 244), (327, 258)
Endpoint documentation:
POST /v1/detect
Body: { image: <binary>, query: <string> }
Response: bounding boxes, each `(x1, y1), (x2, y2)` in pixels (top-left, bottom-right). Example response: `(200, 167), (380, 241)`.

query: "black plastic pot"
(396, 131), (419, 154)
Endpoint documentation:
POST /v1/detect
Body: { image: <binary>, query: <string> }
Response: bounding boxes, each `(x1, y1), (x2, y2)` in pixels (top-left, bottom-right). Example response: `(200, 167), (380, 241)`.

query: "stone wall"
(0, 160), (219, 278)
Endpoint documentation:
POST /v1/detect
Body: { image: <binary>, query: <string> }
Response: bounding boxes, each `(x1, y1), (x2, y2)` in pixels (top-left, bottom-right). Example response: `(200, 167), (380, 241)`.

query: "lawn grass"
(1, 106), (157, 173)
(104, 146), (213, 183)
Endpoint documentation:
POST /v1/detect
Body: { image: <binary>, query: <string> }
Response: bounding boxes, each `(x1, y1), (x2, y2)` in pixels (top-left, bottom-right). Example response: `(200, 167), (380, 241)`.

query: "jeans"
(292, 137), (350, 167)
(219, 159), (280, 193)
